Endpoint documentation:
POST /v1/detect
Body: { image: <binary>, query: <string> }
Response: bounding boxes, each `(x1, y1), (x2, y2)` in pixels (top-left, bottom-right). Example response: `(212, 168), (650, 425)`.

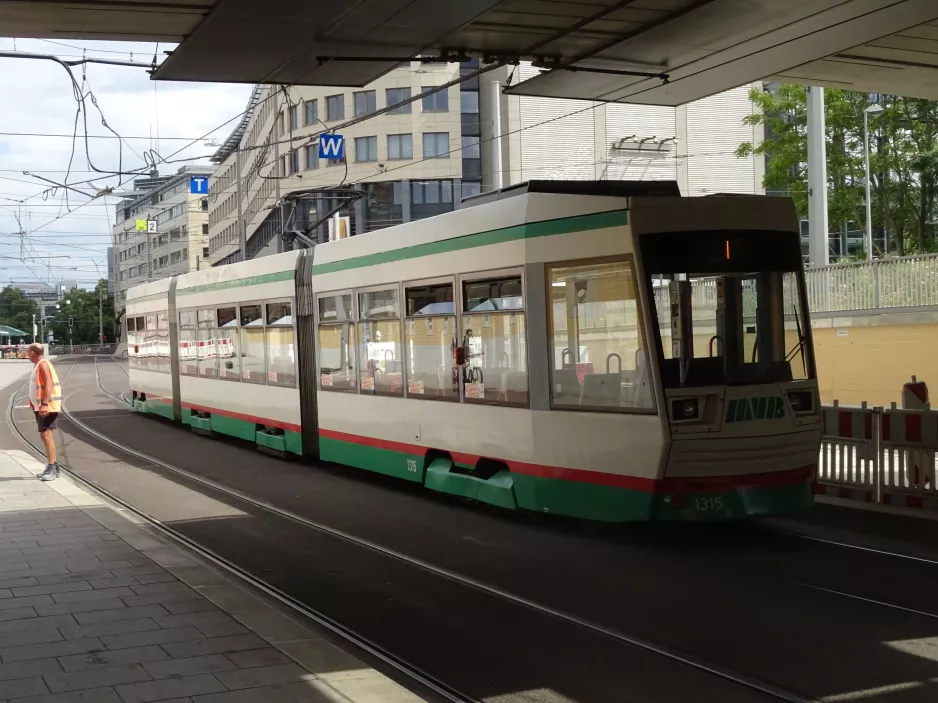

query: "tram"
(125, 181), (821, 522)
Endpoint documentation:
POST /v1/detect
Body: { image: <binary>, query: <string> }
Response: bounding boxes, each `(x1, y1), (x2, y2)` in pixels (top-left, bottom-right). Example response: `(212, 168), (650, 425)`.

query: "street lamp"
(864, 103), (885, 260)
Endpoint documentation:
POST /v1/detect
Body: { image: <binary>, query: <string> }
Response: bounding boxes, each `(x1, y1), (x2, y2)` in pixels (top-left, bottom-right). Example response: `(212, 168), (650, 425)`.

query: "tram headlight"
(787, 390), (814, 414)
(671, 398), (699, 421)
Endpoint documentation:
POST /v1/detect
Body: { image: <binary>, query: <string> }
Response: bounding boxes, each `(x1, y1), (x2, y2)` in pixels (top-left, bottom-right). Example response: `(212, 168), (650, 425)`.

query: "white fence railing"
(816, 403), (938, 510)
(651, 253), (938, 317)
(805, 253), (938, 312)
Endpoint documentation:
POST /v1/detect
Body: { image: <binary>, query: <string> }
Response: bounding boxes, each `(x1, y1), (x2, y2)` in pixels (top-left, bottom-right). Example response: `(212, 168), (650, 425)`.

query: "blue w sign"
(319, 134), (345, 160)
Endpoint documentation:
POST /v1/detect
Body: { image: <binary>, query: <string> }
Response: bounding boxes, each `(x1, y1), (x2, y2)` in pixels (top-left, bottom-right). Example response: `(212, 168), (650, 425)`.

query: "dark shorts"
(34, 411), (58, 433)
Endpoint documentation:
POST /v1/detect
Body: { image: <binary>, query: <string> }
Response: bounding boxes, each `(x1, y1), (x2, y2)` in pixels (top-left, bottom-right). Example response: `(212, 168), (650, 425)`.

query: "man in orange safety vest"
(28, 343), (62, 481)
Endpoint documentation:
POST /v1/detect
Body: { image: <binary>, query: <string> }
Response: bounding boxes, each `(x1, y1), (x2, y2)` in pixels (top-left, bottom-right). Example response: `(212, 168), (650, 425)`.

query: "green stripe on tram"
(127, 211), (628, 301)
(176, 270), (295, 296)
(311, 209), (629, 275)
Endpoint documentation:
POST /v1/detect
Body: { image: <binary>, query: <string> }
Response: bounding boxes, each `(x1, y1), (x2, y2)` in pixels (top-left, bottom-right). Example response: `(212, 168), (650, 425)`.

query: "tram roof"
(460, 180), (681, 209)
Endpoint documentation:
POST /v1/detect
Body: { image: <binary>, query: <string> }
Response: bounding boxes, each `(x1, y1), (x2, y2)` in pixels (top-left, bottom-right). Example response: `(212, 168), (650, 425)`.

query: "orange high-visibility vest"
(36, 359), (62, 412)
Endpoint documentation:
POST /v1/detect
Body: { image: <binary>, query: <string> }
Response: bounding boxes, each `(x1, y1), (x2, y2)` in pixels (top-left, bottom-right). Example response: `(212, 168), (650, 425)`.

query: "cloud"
(0, 38), (252, 286)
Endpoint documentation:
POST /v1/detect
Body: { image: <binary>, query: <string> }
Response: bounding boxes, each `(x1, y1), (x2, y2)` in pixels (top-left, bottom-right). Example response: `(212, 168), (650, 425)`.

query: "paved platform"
(0, 448), (425, 703)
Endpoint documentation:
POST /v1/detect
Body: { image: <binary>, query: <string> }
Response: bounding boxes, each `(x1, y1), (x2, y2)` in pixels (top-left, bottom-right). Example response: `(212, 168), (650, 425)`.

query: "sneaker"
(38, 464), (58, 482)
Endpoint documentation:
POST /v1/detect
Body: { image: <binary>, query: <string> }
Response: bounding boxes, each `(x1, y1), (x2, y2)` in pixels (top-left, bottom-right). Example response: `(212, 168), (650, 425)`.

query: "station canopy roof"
(4, 0), (938, 105)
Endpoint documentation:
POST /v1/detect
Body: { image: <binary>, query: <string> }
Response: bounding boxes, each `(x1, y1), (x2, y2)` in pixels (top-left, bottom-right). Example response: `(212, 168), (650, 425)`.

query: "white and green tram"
(126, 181), (821, 522)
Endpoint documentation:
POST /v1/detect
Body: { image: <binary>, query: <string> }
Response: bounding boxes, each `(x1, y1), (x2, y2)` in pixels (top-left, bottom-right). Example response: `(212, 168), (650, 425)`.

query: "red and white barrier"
(818, 402), (938, 513)
(821, 404), (874, 441)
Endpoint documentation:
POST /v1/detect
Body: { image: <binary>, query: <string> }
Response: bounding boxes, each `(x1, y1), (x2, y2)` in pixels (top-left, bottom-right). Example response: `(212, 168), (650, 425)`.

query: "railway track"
(23, 358), (938, 702)
(32, 360), (814, 703)
(7, 361), (478, 703)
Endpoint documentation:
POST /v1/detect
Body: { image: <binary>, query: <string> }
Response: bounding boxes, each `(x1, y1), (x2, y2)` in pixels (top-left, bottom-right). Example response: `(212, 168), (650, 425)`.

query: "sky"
(0, 38), (253, 290)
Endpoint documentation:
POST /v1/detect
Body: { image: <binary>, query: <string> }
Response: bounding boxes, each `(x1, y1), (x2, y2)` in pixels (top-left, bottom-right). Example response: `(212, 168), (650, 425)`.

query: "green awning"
(0, 325), (28, 338)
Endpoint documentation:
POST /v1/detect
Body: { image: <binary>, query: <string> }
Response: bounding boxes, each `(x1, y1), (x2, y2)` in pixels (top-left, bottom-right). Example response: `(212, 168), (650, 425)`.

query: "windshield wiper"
(785, 302), (807, 378)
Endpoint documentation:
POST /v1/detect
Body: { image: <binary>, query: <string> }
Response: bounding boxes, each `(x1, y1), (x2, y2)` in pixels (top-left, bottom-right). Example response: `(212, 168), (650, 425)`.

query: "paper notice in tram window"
(361, 376), (375, 391)
(408, 379), (425, 394)
(465, 382), (484, 399)
(321, 374), (333, 387)
(268, 372), (278, 383)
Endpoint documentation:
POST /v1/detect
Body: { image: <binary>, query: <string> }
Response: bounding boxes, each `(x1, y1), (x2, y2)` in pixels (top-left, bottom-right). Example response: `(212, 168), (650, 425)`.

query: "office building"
(111, 166), (213, 311)
(207, 62), (764, 264)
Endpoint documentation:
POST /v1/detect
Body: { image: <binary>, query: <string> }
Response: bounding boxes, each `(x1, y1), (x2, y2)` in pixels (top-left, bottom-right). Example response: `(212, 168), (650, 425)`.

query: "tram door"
(295, 252), (320, 459)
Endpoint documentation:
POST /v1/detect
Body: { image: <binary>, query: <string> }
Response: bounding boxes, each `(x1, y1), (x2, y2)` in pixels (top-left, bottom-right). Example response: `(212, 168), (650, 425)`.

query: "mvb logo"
(725, 396), (787, 423)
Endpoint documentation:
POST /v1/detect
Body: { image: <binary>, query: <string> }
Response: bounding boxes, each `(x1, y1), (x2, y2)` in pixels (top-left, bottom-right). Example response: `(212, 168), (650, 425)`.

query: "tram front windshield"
(641, 230), (814, 389)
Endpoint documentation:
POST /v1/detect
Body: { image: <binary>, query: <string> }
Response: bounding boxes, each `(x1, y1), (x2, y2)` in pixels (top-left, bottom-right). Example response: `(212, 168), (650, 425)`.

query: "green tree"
(0, 287), (40, 341)
(47, 280), (115, 345)
(736, 85), (938, 256)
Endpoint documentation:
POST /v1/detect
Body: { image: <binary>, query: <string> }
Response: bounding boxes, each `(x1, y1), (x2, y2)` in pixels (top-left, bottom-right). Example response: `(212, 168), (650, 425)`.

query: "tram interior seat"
(554, 367), (581, 405)
(580, 374), (621, 406)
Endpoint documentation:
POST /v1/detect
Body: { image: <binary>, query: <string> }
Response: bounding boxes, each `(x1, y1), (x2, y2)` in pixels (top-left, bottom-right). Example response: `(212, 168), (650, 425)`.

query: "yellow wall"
(813, 322), (938, 407)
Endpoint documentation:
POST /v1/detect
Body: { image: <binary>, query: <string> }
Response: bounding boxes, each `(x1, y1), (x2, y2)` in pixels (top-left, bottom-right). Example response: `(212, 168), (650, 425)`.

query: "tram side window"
(266, 301), (295, 388)
(460, 274), (528, 407)
(198, 309), (217, 379)
(145, 315), (160, 373)
(547, 259), (654, 411)
(157, 313), (170, 373)
(358, 288), (403, 397)
(134, 317), (145, 371)
(126, 317), (136, 370)
(318, 293), (355, 391)
(404, 283), (457, 400)
(216, 306), (240, 382)
(178, 311), (198, 376)
(240, 304), (266, 385)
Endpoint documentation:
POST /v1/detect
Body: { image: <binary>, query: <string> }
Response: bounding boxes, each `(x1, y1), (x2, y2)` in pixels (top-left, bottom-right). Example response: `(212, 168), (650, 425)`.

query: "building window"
(421, 88), (448, 112)
(327, 155), (346, 167)
(290, 150), (300, 174)
(202, 223), (209, 235)
(288, 104), (298, 130)
(386, 88), (411, 114)
(411, 180), (455, 220)
(462, 135), (480, 159)
(422, 132), (449, 158)
(306, 145), (319, 170)
(304, 99), (318, 126)
(354, 90), (376, 117)
(460, 91), (479, 114)
(461, 181), (482, 200)
(326, 94), (344, 121)
(354, 136), (378, 163)
(387, 134), (413, 160)
(201, 199), (208, 211)
(363, 182), (405, 230)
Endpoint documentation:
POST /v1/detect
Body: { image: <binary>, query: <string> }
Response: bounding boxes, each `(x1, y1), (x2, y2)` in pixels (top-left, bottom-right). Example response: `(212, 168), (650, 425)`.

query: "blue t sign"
(190, 176), (209, 195)
(319, 134), (345, 160)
